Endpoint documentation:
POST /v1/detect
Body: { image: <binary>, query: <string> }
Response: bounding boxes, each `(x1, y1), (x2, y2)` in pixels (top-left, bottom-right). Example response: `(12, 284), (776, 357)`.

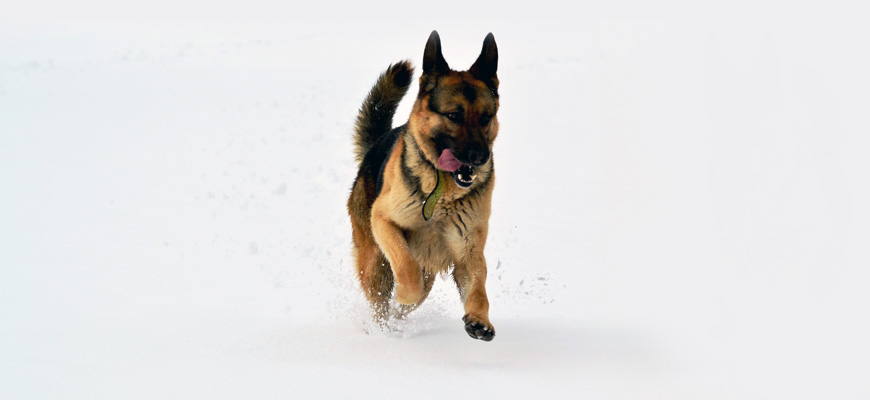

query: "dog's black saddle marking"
(359, 124), (405, 201)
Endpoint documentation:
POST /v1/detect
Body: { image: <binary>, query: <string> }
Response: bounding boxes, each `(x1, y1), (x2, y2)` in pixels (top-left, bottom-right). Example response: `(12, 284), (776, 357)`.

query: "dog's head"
(410, 30), (499, 188)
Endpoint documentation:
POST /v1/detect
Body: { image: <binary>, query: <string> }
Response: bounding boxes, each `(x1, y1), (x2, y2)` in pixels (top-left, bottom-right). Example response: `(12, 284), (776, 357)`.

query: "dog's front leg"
(452, 244), (494, 341)
(370, 210), (423, 305)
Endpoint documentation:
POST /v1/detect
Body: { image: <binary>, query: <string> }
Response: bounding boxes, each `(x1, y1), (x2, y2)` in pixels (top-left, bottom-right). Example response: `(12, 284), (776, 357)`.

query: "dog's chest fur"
(375, 136), (492, 273)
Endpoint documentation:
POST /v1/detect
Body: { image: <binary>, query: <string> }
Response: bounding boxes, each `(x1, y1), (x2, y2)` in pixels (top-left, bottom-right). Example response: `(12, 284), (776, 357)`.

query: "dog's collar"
(422, 169), (447, 221)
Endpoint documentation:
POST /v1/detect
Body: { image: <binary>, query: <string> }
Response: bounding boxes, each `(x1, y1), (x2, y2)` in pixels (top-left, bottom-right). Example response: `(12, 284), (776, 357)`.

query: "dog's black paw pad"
(463, 316), (495, 341)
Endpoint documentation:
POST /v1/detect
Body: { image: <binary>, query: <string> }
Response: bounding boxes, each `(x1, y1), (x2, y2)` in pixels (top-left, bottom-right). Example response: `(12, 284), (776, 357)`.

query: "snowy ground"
(3, 8), (870, 400)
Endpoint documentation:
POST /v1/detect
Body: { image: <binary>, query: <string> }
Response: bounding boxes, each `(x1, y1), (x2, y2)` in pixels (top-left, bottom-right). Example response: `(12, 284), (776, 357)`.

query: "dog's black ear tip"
(484, 33), (497, 48)
(423, 30), (449, 74)
(426, 30), (442, 51)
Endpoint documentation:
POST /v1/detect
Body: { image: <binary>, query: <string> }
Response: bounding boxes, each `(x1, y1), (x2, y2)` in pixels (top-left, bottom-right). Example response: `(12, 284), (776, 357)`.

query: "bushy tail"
(353, 61), (414, 164)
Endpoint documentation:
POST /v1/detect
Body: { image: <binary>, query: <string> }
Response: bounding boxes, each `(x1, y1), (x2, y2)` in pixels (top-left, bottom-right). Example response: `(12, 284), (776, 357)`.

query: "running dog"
(347, 30), (499, 341)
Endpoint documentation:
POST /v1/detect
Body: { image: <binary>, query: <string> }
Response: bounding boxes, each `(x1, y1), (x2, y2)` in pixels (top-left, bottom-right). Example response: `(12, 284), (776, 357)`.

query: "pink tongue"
(438, 149), (463, 172)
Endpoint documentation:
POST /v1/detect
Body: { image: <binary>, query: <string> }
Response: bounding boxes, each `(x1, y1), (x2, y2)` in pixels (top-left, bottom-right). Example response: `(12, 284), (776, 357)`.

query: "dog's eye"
(480, 114), (493, 125)
(445, 112), (461, 122)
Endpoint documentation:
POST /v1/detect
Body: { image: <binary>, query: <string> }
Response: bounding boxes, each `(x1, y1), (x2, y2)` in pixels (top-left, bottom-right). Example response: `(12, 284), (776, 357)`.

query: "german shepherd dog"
(347, 31), (500, 341)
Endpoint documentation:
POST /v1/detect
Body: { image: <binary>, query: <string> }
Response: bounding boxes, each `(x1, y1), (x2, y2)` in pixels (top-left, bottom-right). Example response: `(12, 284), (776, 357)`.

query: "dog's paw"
(395, 274), (424, 305)
(462, 314), (495, 341)
(395, 282), (424, 305)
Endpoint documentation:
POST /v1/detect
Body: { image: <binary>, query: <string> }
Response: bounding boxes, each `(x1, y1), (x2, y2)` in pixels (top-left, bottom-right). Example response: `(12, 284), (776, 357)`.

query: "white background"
(2, 2), (869, 399)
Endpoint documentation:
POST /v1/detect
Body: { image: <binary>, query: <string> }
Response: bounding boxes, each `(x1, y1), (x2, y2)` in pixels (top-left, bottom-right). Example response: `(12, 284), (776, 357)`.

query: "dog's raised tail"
(353, 61), (414, 164)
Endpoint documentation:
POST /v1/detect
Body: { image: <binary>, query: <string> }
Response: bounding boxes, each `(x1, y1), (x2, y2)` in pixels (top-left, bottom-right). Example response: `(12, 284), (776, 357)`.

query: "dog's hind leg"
(353, 233), (394, 323)
(349, 191), (394, 323)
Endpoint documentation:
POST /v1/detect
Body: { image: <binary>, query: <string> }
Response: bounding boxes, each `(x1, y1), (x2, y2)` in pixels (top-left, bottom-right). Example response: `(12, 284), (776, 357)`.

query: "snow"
(2, 7), (870, 399)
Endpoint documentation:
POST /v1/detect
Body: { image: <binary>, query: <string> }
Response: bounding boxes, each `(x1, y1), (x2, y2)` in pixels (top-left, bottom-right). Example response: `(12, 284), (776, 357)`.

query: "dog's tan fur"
(348, 31), (500, 340)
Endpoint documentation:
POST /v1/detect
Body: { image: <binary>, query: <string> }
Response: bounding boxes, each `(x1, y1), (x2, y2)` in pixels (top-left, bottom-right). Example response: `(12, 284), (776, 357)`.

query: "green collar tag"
(422, 170), (447, 221)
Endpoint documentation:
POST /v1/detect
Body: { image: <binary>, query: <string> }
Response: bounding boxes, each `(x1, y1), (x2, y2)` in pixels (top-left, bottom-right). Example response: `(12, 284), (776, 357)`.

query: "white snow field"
(3, 8), (870, 400)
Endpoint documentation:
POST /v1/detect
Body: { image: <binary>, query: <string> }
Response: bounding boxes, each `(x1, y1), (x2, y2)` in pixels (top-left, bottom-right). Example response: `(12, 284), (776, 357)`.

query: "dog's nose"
(466, 148), (489, 166)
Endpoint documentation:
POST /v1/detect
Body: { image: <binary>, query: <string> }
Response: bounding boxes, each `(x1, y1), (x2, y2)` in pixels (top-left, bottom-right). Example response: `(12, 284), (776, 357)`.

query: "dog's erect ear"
(470, 33), (498, 88)
(423, 30), (449, 75)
